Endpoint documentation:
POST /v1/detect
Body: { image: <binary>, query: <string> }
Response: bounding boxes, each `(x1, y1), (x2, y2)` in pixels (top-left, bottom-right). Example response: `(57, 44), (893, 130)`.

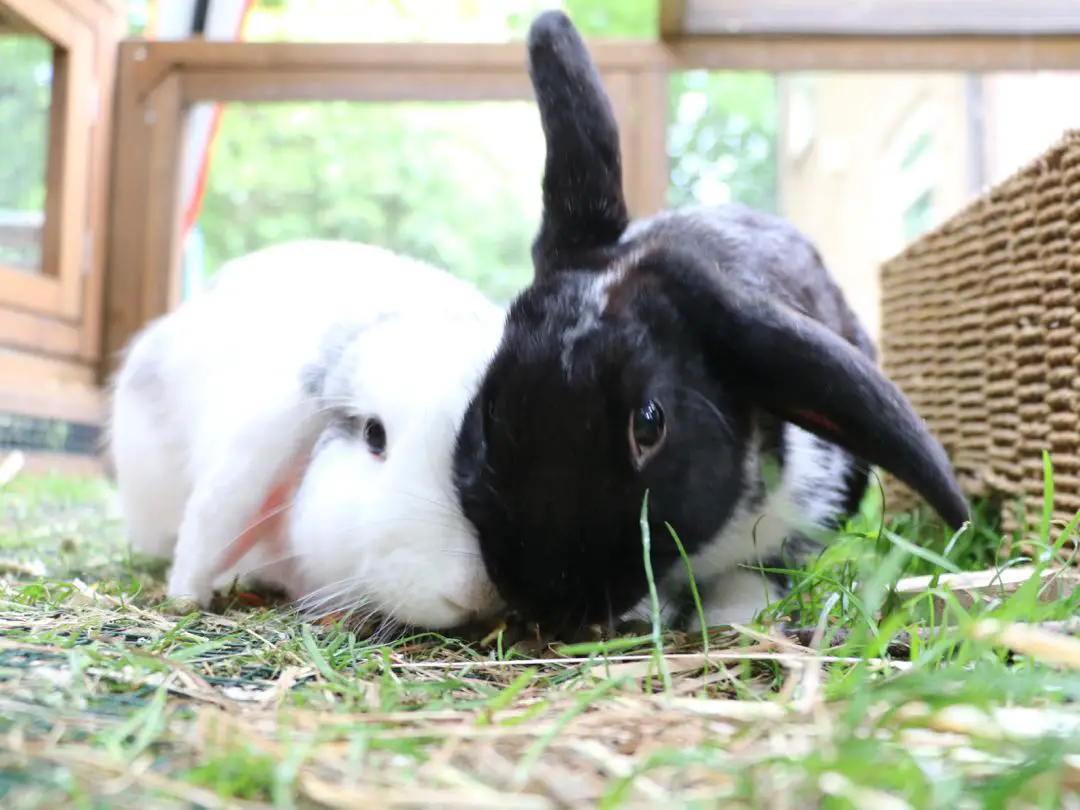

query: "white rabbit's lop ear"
(526, 10), (629, 276)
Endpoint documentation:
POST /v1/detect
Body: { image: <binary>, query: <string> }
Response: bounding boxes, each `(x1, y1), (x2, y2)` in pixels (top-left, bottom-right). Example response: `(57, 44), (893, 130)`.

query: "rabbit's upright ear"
(659, 257), (971, 530)
(526, 11), (630, 276)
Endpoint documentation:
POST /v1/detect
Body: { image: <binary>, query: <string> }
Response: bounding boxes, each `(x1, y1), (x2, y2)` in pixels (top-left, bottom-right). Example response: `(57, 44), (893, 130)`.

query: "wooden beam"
(603, 71), (638, 216)
(130, 40), (667, 102)
(0, 6), (37, 34)
(101, 42), (152, 381)
(677, 0), (1080, 38)
(0, 382), (104, 425)
(18, 452), (106, 479)
(55, 0), (128, 29)
(79, 1), (126, 367)
(669, 35), (1080, 72)
(179, 69), (534, 105)
(2, 0), (80, 44)
(0, 349), (96, 387)
(141, 75), (187, 319)
(0, 305), (83, 358)
(634, 68), (670, 217)
(659, 0), (687, 39)
(137, 38), (662, 70)
(0, 349), (102, 425)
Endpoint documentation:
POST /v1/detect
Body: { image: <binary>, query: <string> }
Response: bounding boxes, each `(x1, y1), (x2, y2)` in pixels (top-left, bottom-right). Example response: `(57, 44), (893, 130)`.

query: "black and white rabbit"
(450, 11), (970, 634)
(108, 240), (506, 630)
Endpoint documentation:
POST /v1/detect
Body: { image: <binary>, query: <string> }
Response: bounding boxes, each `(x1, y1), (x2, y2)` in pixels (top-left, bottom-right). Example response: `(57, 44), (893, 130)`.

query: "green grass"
(1, 461), (1079, 809)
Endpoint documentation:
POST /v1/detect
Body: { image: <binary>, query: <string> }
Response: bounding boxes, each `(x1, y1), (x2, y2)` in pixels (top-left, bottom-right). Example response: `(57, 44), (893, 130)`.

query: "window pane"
(668, 70), (779, 214)
(0, 34), (52, 274)
(187, 100), (544, 305)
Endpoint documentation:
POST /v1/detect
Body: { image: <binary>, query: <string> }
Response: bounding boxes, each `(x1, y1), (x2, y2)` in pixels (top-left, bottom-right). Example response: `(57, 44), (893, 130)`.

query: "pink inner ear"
(791, 408), (842, 437)
(214, 455), (309, 578)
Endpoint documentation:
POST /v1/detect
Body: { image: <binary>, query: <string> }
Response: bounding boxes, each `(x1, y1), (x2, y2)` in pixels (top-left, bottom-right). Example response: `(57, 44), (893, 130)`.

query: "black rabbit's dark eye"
(629, 399), (667, 470)
(363, 418), (387, 458)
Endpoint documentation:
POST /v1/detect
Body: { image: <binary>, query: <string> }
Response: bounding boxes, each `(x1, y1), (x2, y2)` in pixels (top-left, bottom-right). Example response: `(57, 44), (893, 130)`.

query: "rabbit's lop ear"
(661, 259), (971, 530)
(526, 11), (629, 276)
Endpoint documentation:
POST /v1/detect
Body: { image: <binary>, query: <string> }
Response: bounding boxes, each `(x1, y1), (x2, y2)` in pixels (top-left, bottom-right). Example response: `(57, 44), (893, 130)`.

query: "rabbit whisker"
(295, 582), (364, 617)
(212, 495), (298, 571)
(334, 517), (479, 538)
(679, 386), (735, 443)
(228, 550), (304, 579)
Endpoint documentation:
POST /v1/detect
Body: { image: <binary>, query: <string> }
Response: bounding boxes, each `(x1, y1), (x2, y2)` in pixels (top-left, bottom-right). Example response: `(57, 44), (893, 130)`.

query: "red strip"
(182, 109), (224, 233)
(182, 0), (257, 236)
(791, 408), (843, 437)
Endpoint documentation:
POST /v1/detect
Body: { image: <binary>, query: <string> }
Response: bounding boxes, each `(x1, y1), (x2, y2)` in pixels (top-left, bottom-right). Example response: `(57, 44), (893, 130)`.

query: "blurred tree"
(668, 70), (778, 213)
(0, 35), (53, 269)
(528, 0), (655, 38)
(198, 100), (544, 302)
(0, 37), (51, 212)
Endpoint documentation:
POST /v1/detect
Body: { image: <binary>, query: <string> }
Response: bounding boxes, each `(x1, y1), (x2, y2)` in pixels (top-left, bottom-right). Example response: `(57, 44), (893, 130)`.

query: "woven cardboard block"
(879, 130), (1080, 534)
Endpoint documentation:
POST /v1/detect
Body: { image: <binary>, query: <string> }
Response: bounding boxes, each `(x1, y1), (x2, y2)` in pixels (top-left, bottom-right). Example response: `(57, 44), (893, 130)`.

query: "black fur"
(451, 10), (970, 634)
(454, 269), (754, 631)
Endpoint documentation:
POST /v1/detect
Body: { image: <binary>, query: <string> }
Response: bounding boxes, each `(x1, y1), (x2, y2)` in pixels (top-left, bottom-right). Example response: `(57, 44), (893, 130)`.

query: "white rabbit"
(107, 240), (507, 630)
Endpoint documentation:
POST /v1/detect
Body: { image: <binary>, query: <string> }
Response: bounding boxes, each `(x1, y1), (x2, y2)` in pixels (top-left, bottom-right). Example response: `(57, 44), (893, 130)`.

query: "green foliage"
(199, 100), (543, 303)
(669, 70), (778, 213)
(555, 0), (658, 37)
(125, 0), (151, 35)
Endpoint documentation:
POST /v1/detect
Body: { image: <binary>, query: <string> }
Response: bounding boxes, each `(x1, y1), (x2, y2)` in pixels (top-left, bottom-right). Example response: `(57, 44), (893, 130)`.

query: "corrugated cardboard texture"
(879, 129), (1080, 534)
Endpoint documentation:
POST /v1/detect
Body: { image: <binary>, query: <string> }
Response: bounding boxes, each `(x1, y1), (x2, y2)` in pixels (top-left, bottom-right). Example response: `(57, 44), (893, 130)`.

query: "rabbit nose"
(439, 595), (478, 618)
(439, 580), (502, 618)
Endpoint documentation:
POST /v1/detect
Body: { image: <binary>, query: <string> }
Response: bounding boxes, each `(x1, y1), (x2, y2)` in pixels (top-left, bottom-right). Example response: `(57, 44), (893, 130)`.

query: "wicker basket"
(879, 129), (1080, 534)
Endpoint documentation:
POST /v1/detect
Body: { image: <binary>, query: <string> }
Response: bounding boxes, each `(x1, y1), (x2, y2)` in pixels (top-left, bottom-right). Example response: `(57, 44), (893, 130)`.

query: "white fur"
(697, 568), (786, 629)
(559, 267), (626, 374)
(689, 426), (851, 579)
(108, 240), (507, 629)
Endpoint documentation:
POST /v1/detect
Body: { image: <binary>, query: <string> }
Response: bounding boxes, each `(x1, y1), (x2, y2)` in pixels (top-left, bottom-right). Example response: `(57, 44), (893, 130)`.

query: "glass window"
(186, 100), (545, 306)
(0, 33), (53, 274)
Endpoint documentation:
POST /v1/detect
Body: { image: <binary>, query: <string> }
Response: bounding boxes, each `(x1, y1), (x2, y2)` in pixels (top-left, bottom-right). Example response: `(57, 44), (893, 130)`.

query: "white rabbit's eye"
(629, 399), (667, 470)
(363, 418), (387, 459)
